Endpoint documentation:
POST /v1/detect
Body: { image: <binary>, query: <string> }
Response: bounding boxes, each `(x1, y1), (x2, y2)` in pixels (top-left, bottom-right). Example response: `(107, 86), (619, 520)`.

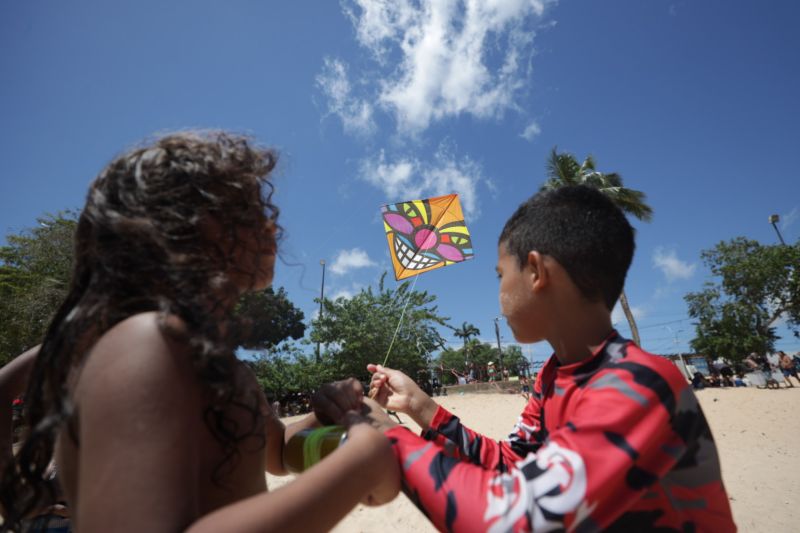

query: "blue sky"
(2, 0), (799, 363)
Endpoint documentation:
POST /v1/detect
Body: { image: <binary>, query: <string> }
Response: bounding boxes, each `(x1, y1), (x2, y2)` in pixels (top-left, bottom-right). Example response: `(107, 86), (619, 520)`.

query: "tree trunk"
(619, 290), (641, 347)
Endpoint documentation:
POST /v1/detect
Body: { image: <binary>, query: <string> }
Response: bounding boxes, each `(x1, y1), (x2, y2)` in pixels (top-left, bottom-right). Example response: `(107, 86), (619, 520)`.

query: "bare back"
(55, 312), (270, 532)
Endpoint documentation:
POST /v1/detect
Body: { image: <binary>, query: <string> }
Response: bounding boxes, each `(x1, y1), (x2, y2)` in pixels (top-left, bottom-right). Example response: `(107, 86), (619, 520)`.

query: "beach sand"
(268, 386), (800, 532)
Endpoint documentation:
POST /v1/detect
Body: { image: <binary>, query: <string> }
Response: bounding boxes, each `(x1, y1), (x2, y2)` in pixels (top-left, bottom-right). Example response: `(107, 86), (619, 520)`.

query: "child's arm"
(368, 364), (531, 469)
(190, 423), (399, 533)
(262, 407), (326, 476)
(383, 364), (728, 532)
(0, 344), (40, 472)
(264, 378), (365, 476)
(74, 315), (399, 533)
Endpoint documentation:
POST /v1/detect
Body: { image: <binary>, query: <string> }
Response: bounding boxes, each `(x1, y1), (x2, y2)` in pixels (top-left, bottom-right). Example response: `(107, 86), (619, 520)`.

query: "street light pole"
(316, 259), (326, 362)
(769, 214), (786, 245)
(494, 317), (504, 379)
(666, 326), (689, 380)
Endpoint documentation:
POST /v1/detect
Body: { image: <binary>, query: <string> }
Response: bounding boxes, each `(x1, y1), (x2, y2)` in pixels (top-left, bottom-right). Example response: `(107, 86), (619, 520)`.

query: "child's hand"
(367, 364), (419, 413)
(367, 364), (438, 429)
(343, 421), (401, 507)
(339, 397), (398, 434)
(311, 378), (364, 425)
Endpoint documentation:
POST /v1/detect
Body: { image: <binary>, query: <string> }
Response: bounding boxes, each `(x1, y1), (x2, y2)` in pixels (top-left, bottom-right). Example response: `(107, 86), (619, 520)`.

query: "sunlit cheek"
(499, 291), (515, 316)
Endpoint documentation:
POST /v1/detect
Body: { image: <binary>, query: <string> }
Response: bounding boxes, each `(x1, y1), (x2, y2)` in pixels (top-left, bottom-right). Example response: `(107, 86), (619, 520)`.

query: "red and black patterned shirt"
(385, 332), (736, 532)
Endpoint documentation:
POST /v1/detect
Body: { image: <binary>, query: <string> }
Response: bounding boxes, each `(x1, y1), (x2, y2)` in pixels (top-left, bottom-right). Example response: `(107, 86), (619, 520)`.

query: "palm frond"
(540, 150), (654, 222)
(545, 147), (581, 186)
(611, 188), (653, 222)
(602, 172), (623, 187)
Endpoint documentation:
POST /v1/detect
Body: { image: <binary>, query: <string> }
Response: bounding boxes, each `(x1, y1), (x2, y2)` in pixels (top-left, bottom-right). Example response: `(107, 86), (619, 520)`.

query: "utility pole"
(494, 317), (504, 379)
(769, 214), (786, 245)
(666, 326), (690, 380)
(316, 259), (326, 362)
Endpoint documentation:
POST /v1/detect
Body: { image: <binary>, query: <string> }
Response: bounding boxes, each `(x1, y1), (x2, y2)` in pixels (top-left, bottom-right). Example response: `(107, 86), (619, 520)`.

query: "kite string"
(381, 274), (420, 367)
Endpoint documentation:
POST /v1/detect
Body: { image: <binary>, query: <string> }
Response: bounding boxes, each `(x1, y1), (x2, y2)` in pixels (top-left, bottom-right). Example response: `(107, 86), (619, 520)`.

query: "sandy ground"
(268, 386), (800, 532)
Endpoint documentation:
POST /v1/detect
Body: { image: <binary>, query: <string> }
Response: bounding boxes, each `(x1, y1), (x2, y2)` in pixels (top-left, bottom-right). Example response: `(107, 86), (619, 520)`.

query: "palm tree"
(453, 321), (481, 369)
(541, 148), (653, 346)
(453, 321), (481, 348)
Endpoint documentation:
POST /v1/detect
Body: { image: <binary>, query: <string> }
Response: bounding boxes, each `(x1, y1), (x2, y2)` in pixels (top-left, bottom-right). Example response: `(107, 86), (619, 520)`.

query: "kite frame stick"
(381, 274), (420, 367)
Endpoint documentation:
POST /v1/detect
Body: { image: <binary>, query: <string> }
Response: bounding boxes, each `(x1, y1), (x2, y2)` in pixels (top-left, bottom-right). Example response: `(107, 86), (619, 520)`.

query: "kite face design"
(381, 194), (474, 280)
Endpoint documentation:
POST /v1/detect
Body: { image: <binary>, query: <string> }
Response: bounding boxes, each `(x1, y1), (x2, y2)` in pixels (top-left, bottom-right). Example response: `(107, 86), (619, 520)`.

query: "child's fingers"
(368, 377), (386, 400)
(313, 378), (363, 423)
(312, 395), (343, 425)
(344, 378), (364, 409)
(368, 363), (393, 376)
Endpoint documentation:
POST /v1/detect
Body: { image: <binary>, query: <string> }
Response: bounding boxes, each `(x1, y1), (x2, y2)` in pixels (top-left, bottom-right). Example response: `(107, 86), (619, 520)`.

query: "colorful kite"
(381, 193), (474, 280)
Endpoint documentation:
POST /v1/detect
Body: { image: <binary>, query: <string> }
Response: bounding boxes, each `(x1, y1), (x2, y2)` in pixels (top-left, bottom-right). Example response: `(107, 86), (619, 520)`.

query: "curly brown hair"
(1, 131), (279, 528)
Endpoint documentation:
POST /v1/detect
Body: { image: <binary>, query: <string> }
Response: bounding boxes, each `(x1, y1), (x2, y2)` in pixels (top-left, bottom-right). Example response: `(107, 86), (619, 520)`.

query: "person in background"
(778, 351), (799, 387)
(519, 375), (531, 400)
(691, 372), (706, 390)
(487, 361), (496, 382)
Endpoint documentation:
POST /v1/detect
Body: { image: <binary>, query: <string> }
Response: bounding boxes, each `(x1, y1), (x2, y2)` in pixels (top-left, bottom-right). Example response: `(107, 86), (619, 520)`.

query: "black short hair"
(498, 185), (634, 309)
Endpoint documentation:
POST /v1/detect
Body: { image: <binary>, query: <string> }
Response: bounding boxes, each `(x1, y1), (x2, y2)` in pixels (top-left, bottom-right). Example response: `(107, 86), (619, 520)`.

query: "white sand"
(268, 386), (800, 532)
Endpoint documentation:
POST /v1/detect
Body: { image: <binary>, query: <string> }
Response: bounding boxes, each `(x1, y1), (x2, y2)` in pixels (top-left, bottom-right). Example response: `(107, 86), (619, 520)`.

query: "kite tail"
(381, 274), (420, 367)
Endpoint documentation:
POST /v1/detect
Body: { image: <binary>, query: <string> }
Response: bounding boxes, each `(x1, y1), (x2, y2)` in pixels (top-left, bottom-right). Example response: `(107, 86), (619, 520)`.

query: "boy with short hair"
(367, 186), (735, 531)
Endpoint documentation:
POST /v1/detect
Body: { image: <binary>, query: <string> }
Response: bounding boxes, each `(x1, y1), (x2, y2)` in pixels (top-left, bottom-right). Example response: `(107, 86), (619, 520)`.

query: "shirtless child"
(0, 132), (399, 532)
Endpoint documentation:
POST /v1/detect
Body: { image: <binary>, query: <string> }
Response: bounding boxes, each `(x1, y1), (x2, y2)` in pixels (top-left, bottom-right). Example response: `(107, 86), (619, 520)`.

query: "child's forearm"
(189, 424), (395, 533)
(0, 345), (40, 401)
(284, 413), (321, 442)
(272, 413), (323, 474)
(0, 345), (40, 475)
(408, 392), (439, 430)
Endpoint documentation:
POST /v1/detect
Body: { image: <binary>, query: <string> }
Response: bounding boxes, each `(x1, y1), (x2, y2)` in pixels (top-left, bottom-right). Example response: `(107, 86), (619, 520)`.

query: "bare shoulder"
(75, 311), (197, 409)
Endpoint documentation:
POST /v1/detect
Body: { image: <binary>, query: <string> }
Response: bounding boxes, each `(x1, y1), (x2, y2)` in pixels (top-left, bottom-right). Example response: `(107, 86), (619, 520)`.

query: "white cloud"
(612, 302), (646, 327)
(520, 120), (541, 141)
(360, 142), (484, 218)
(331, 288), (356, 300)
(652, 247), (696, 282)
(781, 207), (798, 233)
(329, 248), (377, 275)
(333, 0), (549, 134)
(316, 57), (376, 136)
(768, 312), (787, 328)
(330, 280), (369, 300)
(653, 286), (676, 300)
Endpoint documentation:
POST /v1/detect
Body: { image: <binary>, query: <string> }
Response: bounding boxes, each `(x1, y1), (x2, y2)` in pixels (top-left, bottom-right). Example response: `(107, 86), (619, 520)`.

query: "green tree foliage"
(685, 237), (800, 362)
(542, 149), (653, 222)
(540, 148), (653, 346)
(452, 321), (480, 364)
(248, 344), (337, 401)
(310, 273), (448, 382)
(452, 321), (480, 348)
(436, 342), (527, 384)
(501, 345), (526, 373)
(0, 211), (306, 366)
(234, 287), (306, 350)
(0, 212), (77, 364)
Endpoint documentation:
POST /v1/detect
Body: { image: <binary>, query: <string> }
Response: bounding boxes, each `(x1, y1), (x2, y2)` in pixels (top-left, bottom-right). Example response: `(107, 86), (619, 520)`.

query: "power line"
(636, 318), (691, 331)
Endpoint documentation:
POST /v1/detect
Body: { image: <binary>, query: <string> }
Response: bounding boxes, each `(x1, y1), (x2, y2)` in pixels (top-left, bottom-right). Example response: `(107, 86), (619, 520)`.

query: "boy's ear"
(526, 251), (549, 292)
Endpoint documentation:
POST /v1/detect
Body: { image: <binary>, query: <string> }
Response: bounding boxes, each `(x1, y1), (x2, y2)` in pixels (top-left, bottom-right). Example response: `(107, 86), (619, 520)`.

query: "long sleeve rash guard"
(385, 333), (736, 532)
